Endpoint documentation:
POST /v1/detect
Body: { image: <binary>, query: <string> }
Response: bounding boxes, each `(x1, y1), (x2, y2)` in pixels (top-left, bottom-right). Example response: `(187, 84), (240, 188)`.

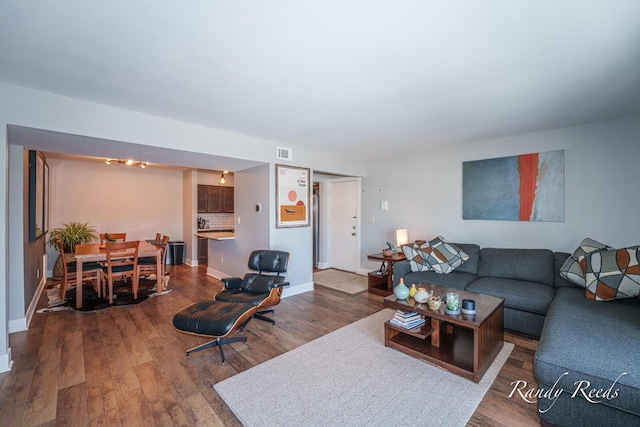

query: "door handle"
(351, 233), (356, 236)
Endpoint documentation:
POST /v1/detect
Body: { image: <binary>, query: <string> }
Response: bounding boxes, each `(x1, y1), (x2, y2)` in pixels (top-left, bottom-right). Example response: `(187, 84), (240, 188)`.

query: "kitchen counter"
(195, 231), (235, 240)
(196, 227), (234, 232)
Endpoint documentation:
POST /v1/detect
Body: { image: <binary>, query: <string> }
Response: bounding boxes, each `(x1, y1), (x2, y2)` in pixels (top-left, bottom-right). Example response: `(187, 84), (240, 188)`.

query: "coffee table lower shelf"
(385, 320), (478, 382)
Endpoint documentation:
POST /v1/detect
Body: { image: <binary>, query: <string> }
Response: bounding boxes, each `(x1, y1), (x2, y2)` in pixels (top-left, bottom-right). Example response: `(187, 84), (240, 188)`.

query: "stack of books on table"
(390, 310), (425, 330)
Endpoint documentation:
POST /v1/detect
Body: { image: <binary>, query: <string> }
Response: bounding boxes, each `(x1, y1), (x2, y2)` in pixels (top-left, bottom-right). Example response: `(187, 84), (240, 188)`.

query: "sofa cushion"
(402, 271), (476, 291)
(477, 248), (554, 285)
(420, 236), (469, 274)
(466, 277), (555, 315)
(553, 252), (579, 288)
(559, 237), (613, 286)
(579, 246), (640, 301)
(401, 243), (432, 272)
(535, 287), (640, 418)
(453, 243), (480, 275)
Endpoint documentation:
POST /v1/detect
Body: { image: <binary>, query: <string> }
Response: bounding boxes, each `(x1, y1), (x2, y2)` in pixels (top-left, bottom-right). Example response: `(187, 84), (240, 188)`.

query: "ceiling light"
(105, 158), (150, 168)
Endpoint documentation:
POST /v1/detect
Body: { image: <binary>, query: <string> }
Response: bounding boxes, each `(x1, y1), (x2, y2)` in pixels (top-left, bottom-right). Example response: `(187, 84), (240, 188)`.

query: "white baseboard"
(316, 262), (330, 269)
(184, 258), (198, 267)
(0, 348), (13, 373)
(282, 281), (314, 298)
(356, 267), (370, 276)
(8, 318), (27, 334)
(9, 273), (46, 334)
(206, 267), (231, 280)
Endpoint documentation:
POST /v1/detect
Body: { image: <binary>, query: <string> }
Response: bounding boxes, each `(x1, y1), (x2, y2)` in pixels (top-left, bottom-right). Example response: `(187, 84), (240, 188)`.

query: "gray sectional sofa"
(392, 245), (640, 426)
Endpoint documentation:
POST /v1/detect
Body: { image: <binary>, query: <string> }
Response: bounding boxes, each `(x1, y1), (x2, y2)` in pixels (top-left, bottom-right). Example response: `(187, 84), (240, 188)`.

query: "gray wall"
(360, 116), (640, 271)
(207, 163), (270, 279)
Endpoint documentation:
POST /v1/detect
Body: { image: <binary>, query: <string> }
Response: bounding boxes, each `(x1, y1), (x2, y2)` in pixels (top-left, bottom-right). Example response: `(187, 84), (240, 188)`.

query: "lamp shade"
(396, 229), (409, 247)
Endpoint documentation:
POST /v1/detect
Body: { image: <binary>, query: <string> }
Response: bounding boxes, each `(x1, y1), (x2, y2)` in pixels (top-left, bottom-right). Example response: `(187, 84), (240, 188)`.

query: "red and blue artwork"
(463, 150), (564, 222)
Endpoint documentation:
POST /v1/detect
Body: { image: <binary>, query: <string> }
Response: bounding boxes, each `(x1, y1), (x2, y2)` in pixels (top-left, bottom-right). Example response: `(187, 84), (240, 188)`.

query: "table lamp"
(396, 229), (409, 248)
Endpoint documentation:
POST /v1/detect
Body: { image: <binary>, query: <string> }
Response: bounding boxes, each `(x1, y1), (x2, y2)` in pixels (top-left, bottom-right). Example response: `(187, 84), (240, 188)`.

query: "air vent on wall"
(277, 146), (292, 161)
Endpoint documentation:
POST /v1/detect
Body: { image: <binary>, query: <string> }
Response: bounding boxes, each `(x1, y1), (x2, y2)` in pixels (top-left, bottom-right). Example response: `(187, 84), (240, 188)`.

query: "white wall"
(360, 116), (640, 271)
(7, 145), (24, 322)
(0, 125), (9, 372)
(183, 169), (197, 264)
(45, 157), (184, 272)
(197, 171), (235, 186)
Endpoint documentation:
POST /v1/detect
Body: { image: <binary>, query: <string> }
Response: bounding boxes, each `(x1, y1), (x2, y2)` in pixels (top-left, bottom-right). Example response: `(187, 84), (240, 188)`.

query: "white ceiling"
(2, 1), (640, 162)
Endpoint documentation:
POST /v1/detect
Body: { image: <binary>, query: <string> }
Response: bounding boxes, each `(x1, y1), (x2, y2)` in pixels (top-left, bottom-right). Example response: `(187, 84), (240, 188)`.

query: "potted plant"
(48, 221), (98, 278)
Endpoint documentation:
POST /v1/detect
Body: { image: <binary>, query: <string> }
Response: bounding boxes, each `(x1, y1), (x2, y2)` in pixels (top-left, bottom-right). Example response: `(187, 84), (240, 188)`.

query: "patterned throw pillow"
(560, 238), (613, 286)
(579, 246), (640, 301)
(401, 242), (431, 272)
(421, 236), (469, 274)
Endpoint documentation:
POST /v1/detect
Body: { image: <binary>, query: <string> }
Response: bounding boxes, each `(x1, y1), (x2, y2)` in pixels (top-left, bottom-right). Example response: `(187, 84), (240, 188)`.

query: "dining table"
(73, 240), (162, 309)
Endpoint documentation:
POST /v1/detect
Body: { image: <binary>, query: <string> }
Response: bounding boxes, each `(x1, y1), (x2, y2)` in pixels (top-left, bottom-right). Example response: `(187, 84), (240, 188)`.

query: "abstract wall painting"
(463, 150), (565, 222)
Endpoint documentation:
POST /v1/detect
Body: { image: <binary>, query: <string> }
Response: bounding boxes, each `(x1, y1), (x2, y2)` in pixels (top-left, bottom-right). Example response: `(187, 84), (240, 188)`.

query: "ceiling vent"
(276, 146), (292, 161)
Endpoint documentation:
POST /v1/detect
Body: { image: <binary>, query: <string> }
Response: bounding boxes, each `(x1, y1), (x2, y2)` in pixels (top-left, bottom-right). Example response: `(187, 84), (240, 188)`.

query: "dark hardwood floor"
(0, 264), (541, 426)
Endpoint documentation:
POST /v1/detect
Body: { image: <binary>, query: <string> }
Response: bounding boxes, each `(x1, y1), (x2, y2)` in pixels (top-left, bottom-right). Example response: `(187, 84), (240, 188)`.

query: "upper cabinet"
(221, 186), (234, 213)
(198, 185), (234, 213)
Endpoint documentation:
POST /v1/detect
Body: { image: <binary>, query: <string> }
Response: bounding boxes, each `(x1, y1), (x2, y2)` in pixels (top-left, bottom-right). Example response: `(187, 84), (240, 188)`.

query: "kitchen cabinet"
(197, 185), (234, 213)
(197, 237), (208, 264)
(197, 185), (208, 213)
(206, 186), (222, 212)
(222, 186), (234, 213)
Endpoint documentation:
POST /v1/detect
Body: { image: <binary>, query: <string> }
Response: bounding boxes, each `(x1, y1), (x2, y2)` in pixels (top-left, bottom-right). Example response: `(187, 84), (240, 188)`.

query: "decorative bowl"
(427, 297), (442, 310)
(382, 249), (393, 257)
(413, 288), (429, 303)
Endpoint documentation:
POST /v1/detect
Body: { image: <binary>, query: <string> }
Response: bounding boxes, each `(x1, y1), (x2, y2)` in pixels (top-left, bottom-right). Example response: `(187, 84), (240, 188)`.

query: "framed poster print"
(276, 164), (310, 228)
(43, 161), (49, 234)
(28, 150), (46, 241)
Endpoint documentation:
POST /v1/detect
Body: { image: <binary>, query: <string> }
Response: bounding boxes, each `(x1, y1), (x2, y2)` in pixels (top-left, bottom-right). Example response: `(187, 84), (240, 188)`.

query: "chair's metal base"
(186, 336), (247, 364)
(254, 309), (275, 325)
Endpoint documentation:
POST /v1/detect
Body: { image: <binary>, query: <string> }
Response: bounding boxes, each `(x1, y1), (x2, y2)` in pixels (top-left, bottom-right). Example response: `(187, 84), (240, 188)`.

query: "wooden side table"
(366, 252), (406, 296)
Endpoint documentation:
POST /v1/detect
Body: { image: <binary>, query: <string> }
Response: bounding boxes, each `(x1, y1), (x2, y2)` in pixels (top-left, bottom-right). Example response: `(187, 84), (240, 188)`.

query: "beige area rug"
(215, 309), (514, 427)
(313, 268), (368, 295)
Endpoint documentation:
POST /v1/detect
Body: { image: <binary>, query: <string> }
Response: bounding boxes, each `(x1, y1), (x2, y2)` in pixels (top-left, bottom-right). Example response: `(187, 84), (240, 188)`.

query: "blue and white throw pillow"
(421, 236), (469, 274)
(402, 242), (432, 272)
(560, 238), (613, 286)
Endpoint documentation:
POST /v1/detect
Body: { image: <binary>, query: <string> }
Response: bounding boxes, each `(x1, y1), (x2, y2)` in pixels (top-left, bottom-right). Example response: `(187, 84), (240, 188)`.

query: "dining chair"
(101, 240), (140, 304)
(154, 233), (162, 246)
(138, 235), (169, 279)
(56, 237), (102, 302)
(99, 232), (127, 244)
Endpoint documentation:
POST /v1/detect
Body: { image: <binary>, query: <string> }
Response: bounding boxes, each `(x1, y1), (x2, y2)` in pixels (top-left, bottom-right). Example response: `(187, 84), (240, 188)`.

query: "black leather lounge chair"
(172, 249), (289, 363)
(215, 249), (290, 325)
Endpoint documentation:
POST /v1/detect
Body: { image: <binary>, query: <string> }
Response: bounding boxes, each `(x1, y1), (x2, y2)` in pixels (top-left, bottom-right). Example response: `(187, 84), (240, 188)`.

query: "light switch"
(380, 200), (388, 211)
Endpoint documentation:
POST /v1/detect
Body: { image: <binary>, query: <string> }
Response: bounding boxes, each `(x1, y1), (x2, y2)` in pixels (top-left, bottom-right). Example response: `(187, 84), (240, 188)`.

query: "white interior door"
(329, 178), (359, 272)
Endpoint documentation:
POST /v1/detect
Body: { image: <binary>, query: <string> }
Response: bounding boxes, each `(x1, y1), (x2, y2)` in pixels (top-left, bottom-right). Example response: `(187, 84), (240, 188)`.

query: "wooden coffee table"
(383, 284), (504, 382)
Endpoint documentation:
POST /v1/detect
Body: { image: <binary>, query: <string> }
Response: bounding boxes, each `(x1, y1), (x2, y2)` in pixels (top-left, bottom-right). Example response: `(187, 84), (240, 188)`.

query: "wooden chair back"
(160, 235), (170, 266)
(139, 235), (170, 278)
(105, 240), (139, 273)
(56, 236), (100, 302)
(103, 240), (140, 304)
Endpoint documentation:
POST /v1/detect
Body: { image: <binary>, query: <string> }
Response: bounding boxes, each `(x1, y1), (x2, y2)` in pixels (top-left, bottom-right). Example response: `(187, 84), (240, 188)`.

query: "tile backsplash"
(198, 213), (234, 229)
